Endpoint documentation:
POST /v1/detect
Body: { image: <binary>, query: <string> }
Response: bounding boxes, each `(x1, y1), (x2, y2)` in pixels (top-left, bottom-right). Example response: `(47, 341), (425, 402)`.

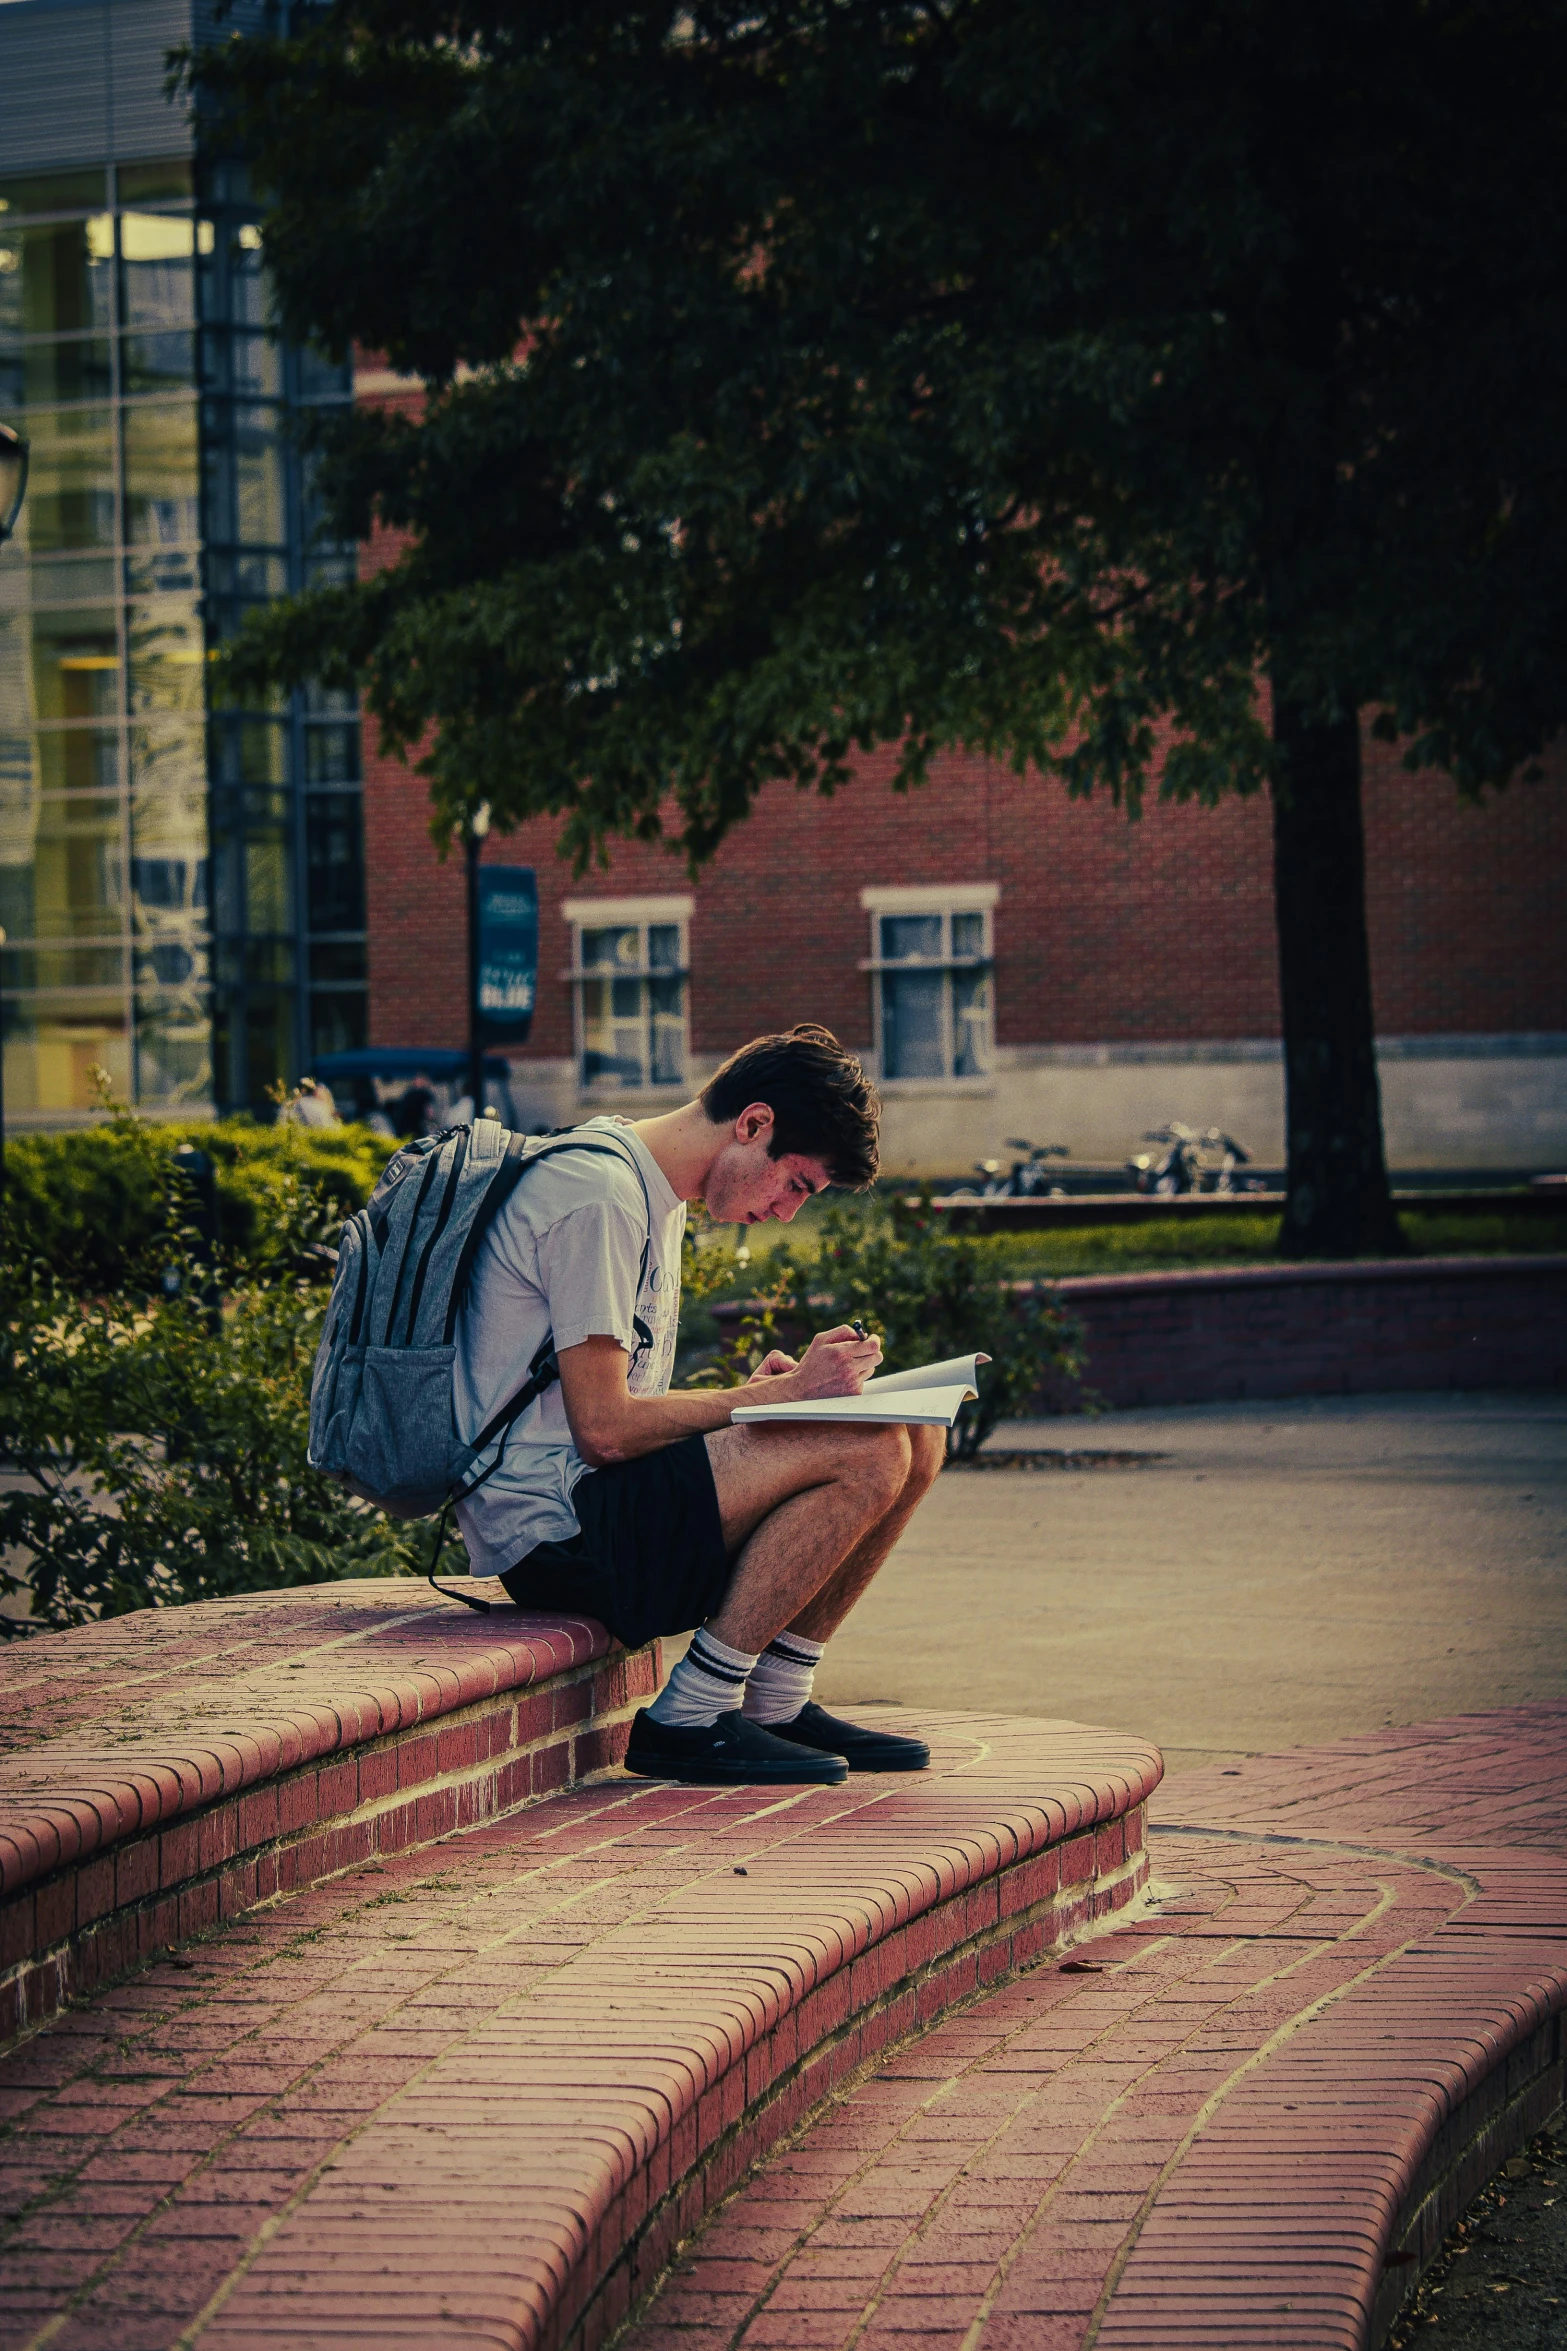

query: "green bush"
(3, 1114), (396, 1290)
(688, 1193), (1091, 1455)
(0, 1116), (448, 1635)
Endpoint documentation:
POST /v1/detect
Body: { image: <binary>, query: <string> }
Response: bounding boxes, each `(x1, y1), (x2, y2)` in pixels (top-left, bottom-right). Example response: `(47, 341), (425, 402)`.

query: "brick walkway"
(3, 1581), (1560, 2351)
(620, 1708), (1567, 2351)
(0, 1688), (1155, 2351)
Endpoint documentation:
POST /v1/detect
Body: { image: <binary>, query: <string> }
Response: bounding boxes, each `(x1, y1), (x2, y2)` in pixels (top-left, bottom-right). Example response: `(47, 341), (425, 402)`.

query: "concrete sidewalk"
(814, 1391), (1567, 1775)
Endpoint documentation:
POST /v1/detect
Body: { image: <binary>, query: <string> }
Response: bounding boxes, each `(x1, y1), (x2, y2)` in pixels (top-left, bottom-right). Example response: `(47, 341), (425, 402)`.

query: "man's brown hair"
(700, 1025), (880, 1188)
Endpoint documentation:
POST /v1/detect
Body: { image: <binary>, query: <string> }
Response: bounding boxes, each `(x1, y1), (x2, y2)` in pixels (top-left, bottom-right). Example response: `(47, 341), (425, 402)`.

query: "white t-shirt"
(452, 1118), (685, 1574)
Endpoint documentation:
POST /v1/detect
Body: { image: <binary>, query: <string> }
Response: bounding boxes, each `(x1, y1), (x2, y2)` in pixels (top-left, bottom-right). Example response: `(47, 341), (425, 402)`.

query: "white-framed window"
(562, 895), (693, 1091)
(862, 884), (998, 1083)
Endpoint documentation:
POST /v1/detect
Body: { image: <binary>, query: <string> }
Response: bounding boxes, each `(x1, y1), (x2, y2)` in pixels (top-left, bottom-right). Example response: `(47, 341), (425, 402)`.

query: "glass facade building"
(0, 2), (366, 1126)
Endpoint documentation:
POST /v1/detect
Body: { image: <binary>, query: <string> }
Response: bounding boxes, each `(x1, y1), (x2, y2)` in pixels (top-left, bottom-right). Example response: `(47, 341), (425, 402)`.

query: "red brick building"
(353, 381), (1567, 1178)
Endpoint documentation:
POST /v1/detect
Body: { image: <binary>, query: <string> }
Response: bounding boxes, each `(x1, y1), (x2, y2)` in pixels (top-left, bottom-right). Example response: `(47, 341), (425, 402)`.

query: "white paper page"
(861, 1352), (989, 1397)
(731, 1384), (976, 1428)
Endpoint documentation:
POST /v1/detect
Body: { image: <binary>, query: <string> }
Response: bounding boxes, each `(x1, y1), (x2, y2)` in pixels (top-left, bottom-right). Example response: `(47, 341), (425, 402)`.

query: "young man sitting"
(454, 1025), (945, 1786)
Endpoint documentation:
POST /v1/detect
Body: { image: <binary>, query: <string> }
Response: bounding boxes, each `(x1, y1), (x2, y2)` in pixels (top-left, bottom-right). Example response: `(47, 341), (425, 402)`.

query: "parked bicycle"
(1126, 1122), (1259, 1195)
(951, 1138), (1071, 1199)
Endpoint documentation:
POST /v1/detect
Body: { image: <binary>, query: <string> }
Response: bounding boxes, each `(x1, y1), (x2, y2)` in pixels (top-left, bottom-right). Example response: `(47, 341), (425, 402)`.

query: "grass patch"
(691, 1202), (1567, 1296)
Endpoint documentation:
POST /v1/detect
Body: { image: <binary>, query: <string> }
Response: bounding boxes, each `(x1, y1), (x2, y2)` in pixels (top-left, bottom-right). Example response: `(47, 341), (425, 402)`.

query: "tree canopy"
(199, 1), (1567, 852)
(191, 0), (1567, 1251)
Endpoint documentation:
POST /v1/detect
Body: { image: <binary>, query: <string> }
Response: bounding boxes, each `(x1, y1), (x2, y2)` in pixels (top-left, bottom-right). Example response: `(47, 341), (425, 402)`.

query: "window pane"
(127, 597), (204, 716)
(580, 974), (644, 1086)
(304, 723), (359, 784)
(305, 795), (365, 932)
(119, 212), (198, 328)
(10, 404), (116, 549)
(243, 990), (294, 1108)
(35, 729), (120, 793)
(0, 338), (115, 407)
(133, 919), (207, 990)
(649, 975), (685, 1085)
(296, 343), (352, 400)
(245, 829), (293, 935)
(952, 910), (986, 959)
(29, 606), (120, 723)
(200, 226), (269, 332)
(203, 403), (286, 545)
(212, 717), (288, 788)
(200, 329), (281, 400)
(2, 940), (127, 989)
(1, 994), (130, 1117)
(134, 998), (213, 1110)
(952, 969), (990, 1079)
(117, 163), (194, 207)
(124, 398), (200, 545)
(123, 330), (195, 395)
(581, 924), (638, 972)
(23, 551), (117, 607)
(310, 988), (367, 1062)
(14, 791), (126, 941)
(880, 912), (942, 963)
(648, 923), (681, 970)
(0, 218), (115, 337)
(308, 941), (366, 983)
(882, 969), (945, 1079)
(130, 721), (205, 807)
(0, 170), (108, 216)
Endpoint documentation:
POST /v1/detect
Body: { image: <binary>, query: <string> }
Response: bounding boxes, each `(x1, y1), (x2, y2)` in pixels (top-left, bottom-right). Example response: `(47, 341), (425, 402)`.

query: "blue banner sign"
(475, 866), (539, 1043)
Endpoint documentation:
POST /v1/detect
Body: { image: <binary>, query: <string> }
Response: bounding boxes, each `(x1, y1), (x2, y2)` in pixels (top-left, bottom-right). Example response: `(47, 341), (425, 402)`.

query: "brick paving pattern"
(622, 1707), (1567, 2351)
(0, 1585), (653, 2043)
(0, 1702), (1156, 2351)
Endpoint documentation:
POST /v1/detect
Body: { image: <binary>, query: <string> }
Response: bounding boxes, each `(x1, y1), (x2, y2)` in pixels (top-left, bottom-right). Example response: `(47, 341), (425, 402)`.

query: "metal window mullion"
(939, 909), (957, 1078)
(107, 166), (139, 1108)
(869, 908), (886, 1077)
(284, 337), (310, 1090)
(570, 924), (587, 1090)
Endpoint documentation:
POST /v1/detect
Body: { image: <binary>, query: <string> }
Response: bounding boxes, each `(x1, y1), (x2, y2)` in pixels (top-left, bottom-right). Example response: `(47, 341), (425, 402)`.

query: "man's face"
(702, 1104), (832, 1227)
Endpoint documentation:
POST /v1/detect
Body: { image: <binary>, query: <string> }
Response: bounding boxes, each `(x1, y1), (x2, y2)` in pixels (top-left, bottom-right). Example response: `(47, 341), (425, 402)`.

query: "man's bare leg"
(702, 1420), (915, 1653)
(783, 1422), (946, 1642)
(626, 1420), (944, 1781)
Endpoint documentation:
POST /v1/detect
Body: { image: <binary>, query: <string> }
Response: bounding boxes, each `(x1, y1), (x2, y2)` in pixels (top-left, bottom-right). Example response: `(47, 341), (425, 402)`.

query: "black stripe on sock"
(688, 1633), (752, 1686)
(766, 1635), (823, 1663)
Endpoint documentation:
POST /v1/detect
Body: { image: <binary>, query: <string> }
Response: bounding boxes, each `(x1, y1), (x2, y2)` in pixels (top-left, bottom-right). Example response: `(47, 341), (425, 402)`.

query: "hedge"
(3, 1119), (397, 1290)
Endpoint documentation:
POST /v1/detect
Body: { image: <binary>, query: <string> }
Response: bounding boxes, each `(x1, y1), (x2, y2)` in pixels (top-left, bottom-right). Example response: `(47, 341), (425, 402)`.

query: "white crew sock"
(646, 1627), (759, 1727)
(741, 1631), (826, 1726)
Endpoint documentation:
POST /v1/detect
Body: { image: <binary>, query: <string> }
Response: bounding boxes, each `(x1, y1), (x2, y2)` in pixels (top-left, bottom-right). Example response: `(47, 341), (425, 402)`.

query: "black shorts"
(497, 1432), (731, 1651)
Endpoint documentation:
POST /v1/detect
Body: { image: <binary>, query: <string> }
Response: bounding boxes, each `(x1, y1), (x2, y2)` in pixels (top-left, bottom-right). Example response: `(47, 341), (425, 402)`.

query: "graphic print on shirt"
(632, 1259), (681, 1398)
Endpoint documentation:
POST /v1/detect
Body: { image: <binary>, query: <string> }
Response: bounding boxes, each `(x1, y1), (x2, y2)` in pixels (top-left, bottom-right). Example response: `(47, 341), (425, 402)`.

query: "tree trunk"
(1269, 682), (1404, 1259)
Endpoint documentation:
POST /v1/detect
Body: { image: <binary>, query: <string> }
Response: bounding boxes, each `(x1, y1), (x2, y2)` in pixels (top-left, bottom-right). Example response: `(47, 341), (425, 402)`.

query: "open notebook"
(730, 1353), (990, 1429)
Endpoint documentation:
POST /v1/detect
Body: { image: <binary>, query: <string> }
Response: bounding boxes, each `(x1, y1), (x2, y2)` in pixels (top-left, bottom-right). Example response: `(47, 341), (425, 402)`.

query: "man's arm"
(557, 1327), (883, 1468)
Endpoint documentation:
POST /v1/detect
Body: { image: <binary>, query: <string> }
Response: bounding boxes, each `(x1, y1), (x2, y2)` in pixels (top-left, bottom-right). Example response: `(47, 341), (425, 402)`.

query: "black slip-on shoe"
(623, 1707), (849, 1787)
(761, 1702), (930, 1767)
(762, 1702), (931, 1773)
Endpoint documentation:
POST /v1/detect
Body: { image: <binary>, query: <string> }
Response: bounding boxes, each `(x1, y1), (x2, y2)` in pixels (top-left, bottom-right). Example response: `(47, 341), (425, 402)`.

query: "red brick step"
(0, 1579), (660, 2043)
(616, 1707), (1567, 2351)
(0, 1677), (1158, 2351)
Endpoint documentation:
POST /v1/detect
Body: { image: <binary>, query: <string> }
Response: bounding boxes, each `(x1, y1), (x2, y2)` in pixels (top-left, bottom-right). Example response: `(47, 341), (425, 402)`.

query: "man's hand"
(743, 1325), (882, 1403)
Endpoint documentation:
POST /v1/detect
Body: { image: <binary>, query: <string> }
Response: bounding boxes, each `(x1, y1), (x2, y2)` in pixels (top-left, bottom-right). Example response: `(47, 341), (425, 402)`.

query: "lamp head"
(0, 423), (28, 544)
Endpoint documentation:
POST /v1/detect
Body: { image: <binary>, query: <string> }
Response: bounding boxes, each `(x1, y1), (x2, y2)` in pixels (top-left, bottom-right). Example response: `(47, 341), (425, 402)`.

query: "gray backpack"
(308, 1118), (652, 1603)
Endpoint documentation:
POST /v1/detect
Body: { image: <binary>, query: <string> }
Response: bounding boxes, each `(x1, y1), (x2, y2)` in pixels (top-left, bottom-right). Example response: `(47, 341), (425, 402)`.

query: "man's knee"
(905, 1422), (946, 1494)
(849, 1423), (912, 1515)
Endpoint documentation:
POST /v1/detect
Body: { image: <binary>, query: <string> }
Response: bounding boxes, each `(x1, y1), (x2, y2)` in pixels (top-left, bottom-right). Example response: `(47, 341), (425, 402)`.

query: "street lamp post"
(0, 421), (31, 1200)
(465, 801), (492, 1121)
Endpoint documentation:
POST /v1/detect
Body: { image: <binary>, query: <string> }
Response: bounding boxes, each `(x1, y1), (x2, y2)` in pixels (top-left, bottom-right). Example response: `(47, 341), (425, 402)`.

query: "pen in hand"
(850, 1319), (869, 1340)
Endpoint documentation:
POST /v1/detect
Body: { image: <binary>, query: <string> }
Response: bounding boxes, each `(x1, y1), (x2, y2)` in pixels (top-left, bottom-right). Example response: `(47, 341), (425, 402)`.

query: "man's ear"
(734, 1101), (775, 1147)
